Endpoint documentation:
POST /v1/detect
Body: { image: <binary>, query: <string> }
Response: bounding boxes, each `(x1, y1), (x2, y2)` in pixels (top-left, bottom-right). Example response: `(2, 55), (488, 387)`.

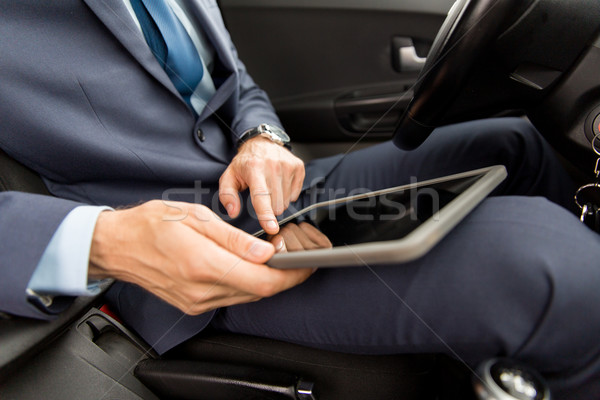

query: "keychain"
(574, 133), (600, 232)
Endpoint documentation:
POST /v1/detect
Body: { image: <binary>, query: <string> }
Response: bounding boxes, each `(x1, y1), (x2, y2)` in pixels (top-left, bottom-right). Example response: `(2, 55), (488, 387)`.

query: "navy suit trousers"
(209, 118), (600, 399)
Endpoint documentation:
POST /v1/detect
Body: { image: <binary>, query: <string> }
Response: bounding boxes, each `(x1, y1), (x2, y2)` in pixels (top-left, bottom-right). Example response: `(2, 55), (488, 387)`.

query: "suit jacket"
(0, 0), (341, 352)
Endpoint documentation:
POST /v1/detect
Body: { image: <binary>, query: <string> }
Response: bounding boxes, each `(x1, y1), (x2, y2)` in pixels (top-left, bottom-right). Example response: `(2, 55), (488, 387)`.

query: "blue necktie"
(130, 0), (204, 107)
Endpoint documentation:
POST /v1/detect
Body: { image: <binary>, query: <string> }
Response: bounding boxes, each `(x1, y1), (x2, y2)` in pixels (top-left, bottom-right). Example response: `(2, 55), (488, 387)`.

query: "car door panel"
(219, 0), (454, 146)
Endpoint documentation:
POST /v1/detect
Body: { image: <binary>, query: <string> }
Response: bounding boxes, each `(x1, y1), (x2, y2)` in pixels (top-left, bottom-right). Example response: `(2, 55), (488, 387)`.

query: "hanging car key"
(575, 136), (600, 231)
(575, 182), (600, 230)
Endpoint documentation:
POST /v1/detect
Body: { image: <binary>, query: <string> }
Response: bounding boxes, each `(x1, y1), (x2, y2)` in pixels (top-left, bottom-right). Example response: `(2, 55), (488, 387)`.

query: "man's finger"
(271, 178), (286, 216)
(279, 223), (324, 251)
(219, 261), (314, 299)
(270, 234), (287, 253)
(186, 232), (311, 299)
(279, 172), (293, 213)
(298, 222), (333, 248)
(278, 225), (305, 252)
(181, 204), (276, 264)
(247, 174), (279, 235)
(219, 169), (243, 218)
(290, 167), (305, 202)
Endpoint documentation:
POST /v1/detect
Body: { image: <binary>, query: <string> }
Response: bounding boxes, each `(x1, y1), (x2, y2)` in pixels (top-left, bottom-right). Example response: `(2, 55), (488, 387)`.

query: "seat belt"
(0, 148), (50, 195)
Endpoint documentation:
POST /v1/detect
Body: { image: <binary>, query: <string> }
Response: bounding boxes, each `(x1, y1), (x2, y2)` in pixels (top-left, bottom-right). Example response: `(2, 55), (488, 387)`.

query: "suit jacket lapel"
(84, 0), (237, 121)
(82, 0), (183, 101)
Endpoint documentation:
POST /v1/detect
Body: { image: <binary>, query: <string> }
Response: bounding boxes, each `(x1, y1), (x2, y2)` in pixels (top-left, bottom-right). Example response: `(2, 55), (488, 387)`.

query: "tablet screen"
(259, 174), (479, 247)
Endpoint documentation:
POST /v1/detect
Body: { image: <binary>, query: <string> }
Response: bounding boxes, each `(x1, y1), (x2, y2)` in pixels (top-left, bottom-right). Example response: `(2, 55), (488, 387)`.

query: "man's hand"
(88, 201), (313, 315)
(269, 222), (332, 254)
(219, 137), (305, 235)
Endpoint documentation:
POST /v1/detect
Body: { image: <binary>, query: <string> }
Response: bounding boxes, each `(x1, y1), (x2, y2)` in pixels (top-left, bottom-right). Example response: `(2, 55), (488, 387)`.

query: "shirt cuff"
(27, 205), (113, 297)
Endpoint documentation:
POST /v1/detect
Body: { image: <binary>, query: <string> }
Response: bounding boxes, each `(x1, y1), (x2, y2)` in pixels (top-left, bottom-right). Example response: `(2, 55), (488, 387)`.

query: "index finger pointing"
(248, 175), (280, 235)
(219, 169), (243, 218)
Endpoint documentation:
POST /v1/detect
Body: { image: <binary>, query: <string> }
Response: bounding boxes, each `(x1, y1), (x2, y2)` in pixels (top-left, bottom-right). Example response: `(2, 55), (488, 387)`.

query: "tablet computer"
(258, 165), (507, 269)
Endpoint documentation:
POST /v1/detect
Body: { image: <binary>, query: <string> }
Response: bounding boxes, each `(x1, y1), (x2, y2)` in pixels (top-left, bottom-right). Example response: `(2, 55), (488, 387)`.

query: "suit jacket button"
(196, 129), (205, 142)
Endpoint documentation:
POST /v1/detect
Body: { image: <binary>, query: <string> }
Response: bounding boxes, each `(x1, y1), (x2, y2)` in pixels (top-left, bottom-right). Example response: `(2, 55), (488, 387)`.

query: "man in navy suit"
(1, 2), (599, 397)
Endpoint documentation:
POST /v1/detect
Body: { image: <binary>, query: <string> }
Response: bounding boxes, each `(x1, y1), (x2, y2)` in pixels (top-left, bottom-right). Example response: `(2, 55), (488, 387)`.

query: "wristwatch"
(238, 123), (291, 150)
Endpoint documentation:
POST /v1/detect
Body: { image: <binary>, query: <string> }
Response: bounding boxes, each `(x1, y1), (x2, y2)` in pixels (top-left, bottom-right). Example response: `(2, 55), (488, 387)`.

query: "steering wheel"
(392, 0), (531, 150)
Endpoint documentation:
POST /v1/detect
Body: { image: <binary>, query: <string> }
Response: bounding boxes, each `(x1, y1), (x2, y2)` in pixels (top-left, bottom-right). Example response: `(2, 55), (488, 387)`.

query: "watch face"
(261, 124), (290, 144)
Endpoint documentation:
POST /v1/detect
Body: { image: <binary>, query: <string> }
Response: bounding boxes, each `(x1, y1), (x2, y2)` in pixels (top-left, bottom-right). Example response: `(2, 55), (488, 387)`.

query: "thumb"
(219, 169), (243, 218)
(183, 204), (276, 264)
(215, 221), (276, 264)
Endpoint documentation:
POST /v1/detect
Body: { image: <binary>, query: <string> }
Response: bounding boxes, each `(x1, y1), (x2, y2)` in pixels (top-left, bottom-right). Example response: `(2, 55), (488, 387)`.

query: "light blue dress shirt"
(27, 206), (112, 296)
(27, 0), (216, 300)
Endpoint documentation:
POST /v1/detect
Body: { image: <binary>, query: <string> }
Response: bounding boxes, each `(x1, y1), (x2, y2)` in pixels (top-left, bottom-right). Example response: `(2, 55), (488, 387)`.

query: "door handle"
(399, 45), (427, 72)
(392, 37), (427, 73)
(335, 91), (412, 137)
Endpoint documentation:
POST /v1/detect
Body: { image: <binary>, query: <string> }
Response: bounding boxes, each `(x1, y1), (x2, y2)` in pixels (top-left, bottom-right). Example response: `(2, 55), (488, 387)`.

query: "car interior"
(2, 0), (600, 399)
